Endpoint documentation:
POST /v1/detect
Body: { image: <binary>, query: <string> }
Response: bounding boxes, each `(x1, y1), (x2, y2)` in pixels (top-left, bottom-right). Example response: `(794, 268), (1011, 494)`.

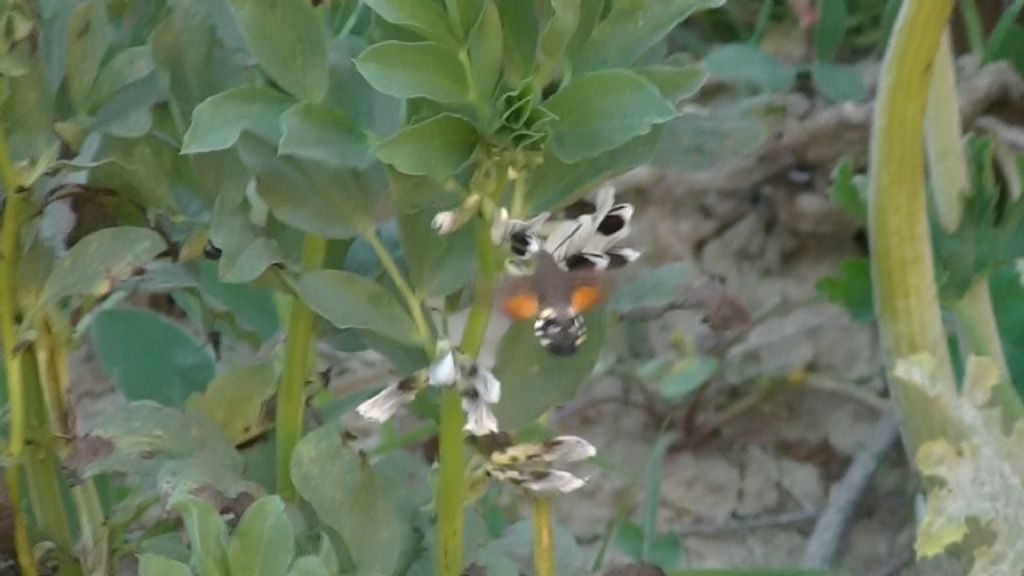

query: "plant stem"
(532, 498), (554, 576)
(437, 166), (506, 575)
(73, 481), (109, 575)
(957, 0), (985, 58)
(34, 315), (111, 570)
(21, 354), (73, 550)
(435, 385), (464, 576)
(868, 0), (958, 456)
(362, 228), (432, 350)
(276, 233), (327, 501)
(924, 28), (1024, 421)
(0, 110), (38, 576)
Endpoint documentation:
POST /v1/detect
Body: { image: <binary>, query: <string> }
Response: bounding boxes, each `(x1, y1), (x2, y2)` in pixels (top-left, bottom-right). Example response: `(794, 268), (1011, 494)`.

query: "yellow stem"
(868, 0), (957, 454)
(533, 498), (554, 576)
(276, 233), (327, 501)
(0, 107), (39, 576)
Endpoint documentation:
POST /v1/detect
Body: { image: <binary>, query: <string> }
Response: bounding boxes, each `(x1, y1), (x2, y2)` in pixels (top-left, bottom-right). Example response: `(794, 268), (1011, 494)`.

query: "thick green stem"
(435, 385), (464, 576)
(35, 318), (110, 570)
(276, 233), (327, 501)
(532, 498), (554, 576)
(437, 169), (505, 575)
(868, 0), (957, 455)
(0, 111), (38, 576)
(23, 355), (73, 549)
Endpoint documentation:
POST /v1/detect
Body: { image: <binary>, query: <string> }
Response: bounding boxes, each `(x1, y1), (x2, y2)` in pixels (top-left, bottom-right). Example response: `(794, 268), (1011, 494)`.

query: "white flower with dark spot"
(491, 207), (549, 257)
(356, 375), (425, 423)
(458, 357), (501, 436)
(485, 435), (596, 494)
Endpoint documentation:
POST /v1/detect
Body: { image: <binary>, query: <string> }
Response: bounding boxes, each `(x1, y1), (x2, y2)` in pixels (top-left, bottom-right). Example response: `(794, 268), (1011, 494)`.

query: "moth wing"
(497, 276), (540, 320)
(567, 271), (608, 314)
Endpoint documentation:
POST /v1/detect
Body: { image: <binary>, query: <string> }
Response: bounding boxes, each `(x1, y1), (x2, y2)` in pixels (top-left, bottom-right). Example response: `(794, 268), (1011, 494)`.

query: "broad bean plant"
(0, 1), (725, 575)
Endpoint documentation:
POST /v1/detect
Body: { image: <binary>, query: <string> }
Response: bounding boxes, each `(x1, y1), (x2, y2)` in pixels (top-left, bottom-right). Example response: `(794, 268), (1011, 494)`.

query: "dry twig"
(800, 413), (902, 568)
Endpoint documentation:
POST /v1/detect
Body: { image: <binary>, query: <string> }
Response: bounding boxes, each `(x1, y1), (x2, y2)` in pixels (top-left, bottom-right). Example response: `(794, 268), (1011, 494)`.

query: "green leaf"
(545, 70), (676, 162)
(355, 41), (468, 103)
(612, 262), (695, 314)
(468, 0), (503, 102)
(91, 308), (215, 407)
(396, 207), (476, 298)
(828, 159), (867, 223)
(932, 135), (1024, 299)
(657, 356), (718, 401)
(289, 269), (421, 346)
(650, 109), (767, 173)
(237, 135), (376, 239)
(526, 126), (662, 214)
(228, 496), (295, 576)
(38, 227), (167, 310)
(65, 0), (111, 113)
(493, 307), (608, 429)
(286, 557), (329, 576)
(634, 64), (707, 104)
(536, 0), (579, 79)
(279, 102), (373, 169)
(290, 423), (409, 576)
(494, 0), (537, 83)
(363, 0), (456, 45)
(641, 435), (677, 566)
(89, 46), (156, 109)
(64, 401), (242, 481)
(173, 495), (229, 576)
(185, 362), (276, 445)
(90, 70), (164, 139)
(815, 258), (873, 323)
(375, 113), (479, 177)
(704, 43), (796, 92)
(149, 0), (247, 119)
(991, 266), (1024, 398)
(814, 0), (847, 61)
(226, 0), (327, 101)
(139, 554), (192, 576)
(811, 60), (866, 102)
(573, 0), (723, 73)
(182, 86), (293, 154)
(209, 191), (286, 284)
(615, 521), (682, 568)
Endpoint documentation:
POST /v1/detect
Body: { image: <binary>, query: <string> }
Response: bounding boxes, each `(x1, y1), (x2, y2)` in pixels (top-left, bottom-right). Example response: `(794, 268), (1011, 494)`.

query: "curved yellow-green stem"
(868, 0), (956, 454)
(0, 112), (39, 576)
(276, 233), (327, 501)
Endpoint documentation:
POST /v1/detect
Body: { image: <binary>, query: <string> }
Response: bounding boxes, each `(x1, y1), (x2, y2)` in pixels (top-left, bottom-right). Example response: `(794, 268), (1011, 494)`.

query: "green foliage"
(228, 496), (296, 576)
(37, 226), (167, 311)
(0, 0), (734, 572)
(545, 70), (677, 162)
(291, 423), (424, 575)
(932, 135), (1024, 301)
(226, 0), (328, 101)
(815, 258), (874, 323)
(91, 308), (215, 408)
(375, 113), (479, 177)
(288, 269), (421, 346)
(704, 43), (796, 92)
(492, 307), (608, 429)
